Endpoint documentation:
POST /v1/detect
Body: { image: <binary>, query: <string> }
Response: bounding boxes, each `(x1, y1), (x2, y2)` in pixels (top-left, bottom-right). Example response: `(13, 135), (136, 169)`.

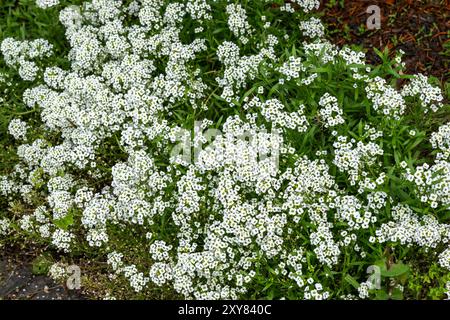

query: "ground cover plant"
(0, 0), (449, 300)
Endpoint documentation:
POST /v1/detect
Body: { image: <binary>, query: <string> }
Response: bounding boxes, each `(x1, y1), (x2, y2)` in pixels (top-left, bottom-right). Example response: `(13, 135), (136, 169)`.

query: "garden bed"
(0, 0), (449, 300)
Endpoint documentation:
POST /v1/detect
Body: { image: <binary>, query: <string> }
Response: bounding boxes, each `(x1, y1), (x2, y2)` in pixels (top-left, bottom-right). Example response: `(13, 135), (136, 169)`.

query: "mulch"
(320, 0), (449, 84)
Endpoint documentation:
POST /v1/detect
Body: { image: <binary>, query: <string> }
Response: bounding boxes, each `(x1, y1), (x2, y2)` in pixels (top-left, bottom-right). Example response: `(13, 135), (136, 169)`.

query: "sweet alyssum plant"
(0, 0), (449, 300)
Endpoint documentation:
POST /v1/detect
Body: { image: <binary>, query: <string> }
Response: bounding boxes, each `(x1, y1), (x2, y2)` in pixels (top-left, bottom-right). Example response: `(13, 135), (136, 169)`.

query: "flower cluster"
(300, 17), (325, 38)
(226, 4), (252, 43)
(402, 73), (444, 113)
(48, 262), (68, 281)
(36, 0), (60, 9)
(0, 38), (53, 81)
(260, 98), (309, 131)
(332, 135), (384, 189)
(439, 249), (450, 271)
(430, 122), (450, 160)
(375, 204), (450, 249)
(405, 161), (450, 208)
(277, 56), (306, 81)
(107, 251), (150, 292)
(216, 35), (277, 101)
(318, 93), (345, 128)
(51, 229), (75, 252)
(0, 218), (10, 236)
(8, 119), (29, 141)
(365, 76), (406, 119)
(292, 0), (321, 13)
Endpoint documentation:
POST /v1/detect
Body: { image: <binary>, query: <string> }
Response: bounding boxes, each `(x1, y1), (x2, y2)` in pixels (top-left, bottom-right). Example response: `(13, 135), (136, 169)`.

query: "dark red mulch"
(320, 0), (449, 84)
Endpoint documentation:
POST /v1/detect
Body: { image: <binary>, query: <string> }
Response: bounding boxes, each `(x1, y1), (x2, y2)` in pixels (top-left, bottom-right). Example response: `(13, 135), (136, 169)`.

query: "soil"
(0, 245), (84, 300)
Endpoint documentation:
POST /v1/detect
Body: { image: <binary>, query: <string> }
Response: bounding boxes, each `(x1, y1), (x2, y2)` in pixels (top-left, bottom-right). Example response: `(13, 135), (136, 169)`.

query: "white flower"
(8, 119), (28, 140)
(365, 76), (406, 119)
(318, 93), (345, 128)
(226, 3), (252, 41)
(402, 74), (443, 113)
(36, 0), (60, 9)
(0, 218), (10, 235)
(292, 0), (320, 13)
(51, 229), (75, 252)
(438, 248), (450, 271)
(300, 17), (325, 38)
(49, 262), (68, 281)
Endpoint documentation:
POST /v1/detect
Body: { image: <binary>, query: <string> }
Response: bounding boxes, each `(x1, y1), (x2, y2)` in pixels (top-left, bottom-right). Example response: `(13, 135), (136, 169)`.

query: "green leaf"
(53, 211), (74, 230)
(390, 287), (404, 300)
(374, 289), (389, 300)
(374, 259), (388, 274)
(381, 263), (410, 278)
(31, 255), (52, 275)
(344, 274), (360, 290)
(262, 281), (273, 292)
